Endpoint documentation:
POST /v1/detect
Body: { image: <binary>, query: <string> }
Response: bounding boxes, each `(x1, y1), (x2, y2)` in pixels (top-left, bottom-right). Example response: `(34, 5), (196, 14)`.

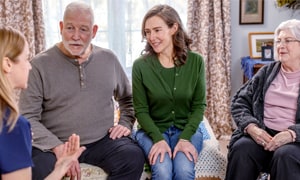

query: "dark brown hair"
(141, 4), (192, 66)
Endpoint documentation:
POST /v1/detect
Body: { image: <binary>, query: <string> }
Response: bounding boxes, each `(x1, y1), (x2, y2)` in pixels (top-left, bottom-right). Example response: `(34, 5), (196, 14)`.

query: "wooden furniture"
(243, 63), (265, 83)
(241, 56), (273, 83)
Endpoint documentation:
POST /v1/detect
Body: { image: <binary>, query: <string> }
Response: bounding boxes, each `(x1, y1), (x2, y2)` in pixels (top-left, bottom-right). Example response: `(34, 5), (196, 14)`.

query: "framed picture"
(261, 46), (274, 61)
(248, 32), (274, 58)
(239, 0), (264, 24)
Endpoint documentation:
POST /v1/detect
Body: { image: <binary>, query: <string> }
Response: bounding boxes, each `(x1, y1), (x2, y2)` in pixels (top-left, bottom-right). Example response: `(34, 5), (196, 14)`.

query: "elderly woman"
(225, 19), (300, 180)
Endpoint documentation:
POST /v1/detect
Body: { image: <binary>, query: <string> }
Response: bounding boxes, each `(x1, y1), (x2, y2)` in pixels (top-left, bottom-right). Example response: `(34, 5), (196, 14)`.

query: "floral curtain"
(0, 0), (45, 58)
(187, 0), (232, 139)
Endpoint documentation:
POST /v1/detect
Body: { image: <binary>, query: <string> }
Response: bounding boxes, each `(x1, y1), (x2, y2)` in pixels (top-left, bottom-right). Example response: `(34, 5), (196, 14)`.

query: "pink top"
(264, 66), (300, 131)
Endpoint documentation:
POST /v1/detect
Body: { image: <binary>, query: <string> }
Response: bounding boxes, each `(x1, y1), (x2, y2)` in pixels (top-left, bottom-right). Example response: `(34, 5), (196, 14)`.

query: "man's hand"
(108, 124), (131, 139)
(52, 144), (65, 159)
(53, 143), (77, 179)
(47, 134), (85, 180)
(64, 134), (83, 180)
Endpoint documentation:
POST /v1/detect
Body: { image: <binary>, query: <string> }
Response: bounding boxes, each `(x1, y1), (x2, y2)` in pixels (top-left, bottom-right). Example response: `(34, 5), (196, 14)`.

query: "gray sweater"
(229, 61), (300, 148)
(19, 45), (135, 151)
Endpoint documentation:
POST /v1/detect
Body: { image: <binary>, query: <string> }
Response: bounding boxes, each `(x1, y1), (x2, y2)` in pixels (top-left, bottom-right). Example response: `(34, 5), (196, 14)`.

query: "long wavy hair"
(141, 4), (192, 66)
(0, 26), (26, 132)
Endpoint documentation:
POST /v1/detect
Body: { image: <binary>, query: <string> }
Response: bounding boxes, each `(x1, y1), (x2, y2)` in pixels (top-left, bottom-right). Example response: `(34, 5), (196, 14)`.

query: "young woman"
(132, 4), (206, 180)
(0, 26), (85, 180)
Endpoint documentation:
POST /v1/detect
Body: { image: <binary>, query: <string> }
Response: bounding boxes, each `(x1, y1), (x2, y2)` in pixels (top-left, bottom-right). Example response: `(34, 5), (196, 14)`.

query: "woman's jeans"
(135, 125), (203, 180)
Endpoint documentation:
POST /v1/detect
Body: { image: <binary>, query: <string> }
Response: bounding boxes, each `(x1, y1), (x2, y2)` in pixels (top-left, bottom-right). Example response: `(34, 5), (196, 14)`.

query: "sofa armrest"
(195, 117), (227, 180)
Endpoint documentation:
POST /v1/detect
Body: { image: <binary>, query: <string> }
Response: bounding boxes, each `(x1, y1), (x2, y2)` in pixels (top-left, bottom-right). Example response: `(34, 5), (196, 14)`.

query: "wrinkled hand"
(173, 140), (198, 163)
(109, 124), (131, 139)
(148, 140), (171, 165)
(247, 125), (272, 148)
(264, 131), (293, 151)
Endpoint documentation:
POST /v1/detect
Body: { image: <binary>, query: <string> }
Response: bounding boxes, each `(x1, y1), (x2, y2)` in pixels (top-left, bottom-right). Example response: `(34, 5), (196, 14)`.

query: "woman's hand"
(247, 124), (272, 147)
(247, 124), (295, 151)
(148, 140), (171, 165)
(264, 131), (294, 151)
(46, 134), (85, 180)
(63, 134), (85, 180)
(173, 139), (198, 163)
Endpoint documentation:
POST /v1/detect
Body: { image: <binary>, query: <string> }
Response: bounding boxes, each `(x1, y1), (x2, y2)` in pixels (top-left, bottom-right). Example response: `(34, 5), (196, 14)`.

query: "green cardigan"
(132, 51), (206, 143)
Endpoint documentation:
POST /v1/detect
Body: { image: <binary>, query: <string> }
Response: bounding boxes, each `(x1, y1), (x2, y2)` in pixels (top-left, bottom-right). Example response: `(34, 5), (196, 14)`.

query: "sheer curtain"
(42, 0), (187, 78)
(187, 0), (233, 139)
(0, 0), (45, 58)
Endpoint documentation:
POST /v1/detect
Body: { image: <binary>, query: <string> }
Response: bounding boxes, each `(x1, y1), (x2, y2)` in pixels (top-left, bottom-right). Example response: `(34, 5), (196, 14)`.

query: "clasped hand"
(148, 139), (198, 165)
(247, 125), (293, 151)
(51, 134), (86, 180)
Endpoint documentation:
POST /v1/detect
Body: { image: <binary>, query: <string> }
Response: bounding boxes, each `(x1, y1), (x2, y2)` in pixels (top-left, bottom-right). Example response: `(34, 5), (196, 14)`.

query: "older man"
(19, 1), (144, 180)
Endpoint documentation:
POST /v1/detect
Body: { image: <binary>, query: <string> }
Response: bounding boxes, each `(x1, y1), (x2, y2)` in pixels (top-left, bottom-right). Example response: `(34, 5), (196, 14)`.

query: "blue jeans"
(135, 125), (203, 180)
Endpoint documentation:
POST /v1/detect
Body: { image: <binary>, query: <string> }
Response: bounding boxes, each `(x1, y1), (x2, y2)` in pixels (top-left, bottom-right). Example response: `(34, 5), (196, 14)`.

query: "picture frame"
(261, 46), (274, 61)
(239, 0), (264, 24)
(248, 32), (274, 58)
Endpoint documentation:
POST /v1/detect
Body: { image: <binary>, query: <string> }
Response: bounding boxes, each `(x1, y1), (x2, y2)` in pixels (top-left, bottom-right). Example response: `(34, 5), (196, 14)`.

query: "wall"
(230, 0), (300, 97)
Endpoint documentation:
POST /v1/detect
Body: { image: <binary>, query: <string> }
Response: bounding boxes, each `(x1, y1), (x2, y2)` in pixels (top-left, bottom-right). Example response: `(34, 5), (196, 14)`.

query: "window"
(42, 0), (187, 78)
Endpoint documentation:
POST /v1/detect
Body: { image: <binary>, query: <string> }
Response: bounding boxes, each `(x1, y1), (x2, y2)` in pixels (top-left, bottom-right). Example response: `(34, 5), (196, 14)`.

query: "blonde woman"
(0, 26), (85, 180)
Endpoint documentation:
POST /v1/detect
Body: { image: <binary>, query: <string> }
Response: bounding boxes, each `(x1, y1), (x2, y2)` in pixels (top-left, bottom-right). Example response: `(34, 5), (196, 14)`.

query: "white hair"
(63, 1), (95, 25)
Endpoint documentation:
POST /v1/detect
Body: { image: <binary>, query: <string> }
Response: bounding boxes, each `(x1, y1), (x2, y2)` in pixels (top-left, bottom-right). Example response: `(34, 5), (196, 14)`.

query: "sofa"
(73, 117), (227, 180)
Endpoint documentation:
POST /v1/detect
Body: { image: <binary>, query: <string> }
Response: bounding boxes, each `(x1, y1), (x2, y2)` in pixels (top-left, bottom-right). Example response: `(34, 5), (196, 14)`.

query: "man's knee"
(32, 148), (56, 180)
(121, 143), (145, 168)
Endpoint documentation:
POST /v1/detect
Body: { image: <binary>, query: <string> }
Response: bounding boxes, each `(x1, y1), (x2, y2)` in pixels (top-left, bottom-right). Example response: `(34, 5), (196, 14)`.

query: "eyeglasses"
(275, 39), (300, 46)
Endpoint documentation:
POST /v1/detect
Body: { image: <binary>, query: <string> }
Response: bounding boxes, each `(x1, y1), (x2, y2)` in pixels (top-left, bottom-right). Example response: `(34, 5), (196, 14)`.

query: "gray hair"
(274, 19), (300, 41)
(63, 1), (95, 25)
(274, 19), (300, 60)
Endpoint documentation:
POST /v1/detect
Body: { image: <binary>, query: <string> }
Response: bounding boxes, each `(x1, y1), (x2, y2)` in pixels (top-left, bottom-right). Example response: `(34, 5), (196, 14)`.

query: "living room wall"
(230, 0), (300, 97)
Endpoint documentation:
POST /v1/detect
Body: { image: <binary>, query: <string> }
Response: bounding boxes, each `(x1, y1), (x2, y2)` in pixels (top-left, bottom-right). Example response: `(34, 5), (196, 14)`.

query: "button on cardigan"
(132, 51), (206, 143)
